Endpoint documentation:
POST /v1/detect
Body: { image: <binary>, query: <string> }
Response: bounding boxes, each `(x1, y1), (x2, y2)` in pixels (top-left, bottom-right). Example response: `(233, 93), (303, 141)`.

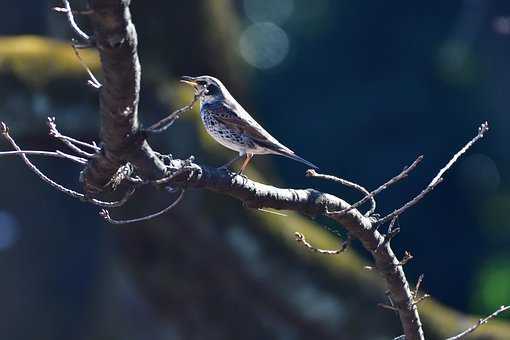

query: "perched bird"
(181, 75), (318, 174)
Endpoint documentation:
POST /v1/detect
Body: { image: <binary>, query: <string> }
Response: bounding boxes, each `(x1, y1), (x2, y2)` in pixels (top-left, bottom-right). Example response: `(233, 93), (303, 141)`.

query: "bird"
(180, 75), (318, 174)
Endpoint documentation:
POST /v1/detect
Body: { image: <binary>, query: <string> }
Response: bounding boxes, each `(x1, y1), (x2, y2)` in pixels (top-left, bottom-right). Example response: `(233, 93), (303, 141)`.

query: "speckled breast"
(200, 108), (253, 153)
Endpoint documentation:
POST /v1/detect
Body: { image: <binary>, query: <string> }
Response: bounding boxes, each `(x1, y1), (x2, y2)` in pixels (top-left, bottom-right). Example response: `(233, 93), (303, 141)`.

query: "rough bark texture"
(82, 1), (424, 339)
(166, 163), (425, 340)
(81, 0), (166, 195)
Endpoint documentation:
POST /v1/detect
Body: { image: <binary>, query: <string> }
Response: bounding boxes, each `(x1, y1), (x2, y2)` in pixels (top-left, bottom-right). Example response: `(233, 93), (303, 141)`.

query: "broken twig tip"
(479, 121), (489, 136)
(99, 209), (110, 220)
(305, 169), (317, 177)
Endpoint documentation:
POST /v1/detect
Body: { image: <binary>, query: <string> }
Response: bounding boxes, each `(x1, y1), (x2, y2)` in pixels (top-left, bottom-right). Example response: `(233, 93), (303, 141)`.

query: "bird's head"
(180, 75), (227, 103)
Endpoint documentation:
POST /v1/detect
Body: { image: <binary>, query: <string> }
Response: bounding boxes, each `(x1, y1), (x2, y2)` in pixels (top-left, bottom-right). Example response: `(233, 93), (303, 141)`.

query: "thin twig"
(71, 42), (102, 88)
(47, 117), (96, 158)
(446, 305), (510, 340)
(145, 95), (198, 133)
(379, 122), (489, 224)
(413, 274), (425, 299)
(257, 208), (288, 217)
(398, 251), (414, 266)
(1, 122), (135, 208)
(100, 189), (185, 224)
(381, 224), (400, 248)
(306, 169), (376, 216)
(0, 150), (86, 164)
(152, 161), (199, 185)
(327, 155), (424, 218)
(52, 7), (93, 15)
(57, 0), (91, 41)
(413, 294), (430, 305)
(378, 303), (400, 312)
(48, 117), (100, 151)
(387, 215), (399, 234)
(294, 232), (351, 255)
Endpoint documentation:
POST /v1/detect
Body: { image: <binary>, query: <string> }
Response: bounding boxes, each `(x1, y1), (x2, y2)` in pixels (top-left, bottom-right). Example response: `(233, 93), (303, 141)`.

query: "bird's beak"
(180, 76), (198, 87)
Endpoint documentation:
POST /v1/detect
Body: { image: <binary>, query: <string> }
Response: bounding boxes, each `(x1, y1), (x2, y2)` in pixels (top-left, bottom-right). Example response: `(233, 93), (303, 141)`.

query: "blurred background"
(0, 0), (509, 339)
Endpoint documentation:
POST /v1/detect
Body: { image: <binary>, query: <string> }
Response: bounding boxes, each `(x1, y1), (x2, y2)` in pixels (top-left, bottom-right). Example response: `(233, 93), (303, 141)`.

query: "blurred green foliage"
(0, 36), (100, 87)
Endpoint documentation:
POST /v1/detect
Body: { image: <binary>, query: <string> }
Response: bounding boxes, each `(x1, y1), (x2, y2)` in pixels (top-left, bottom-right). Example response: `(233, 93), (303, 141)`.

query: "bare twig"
(100, 189), (185, 224)
(306, 169), (376, 216)
(71, 43), (102, 88)
(328, 156), (424, 218)
(153, 160), (199, 186)
(433, 122), (489, 185)
(0, 150), (86, 164)
(294, 232), (351, 255)
(57, 0), (91, 42)
(1, 122), (135, 208)
(145, 95), (198, 133)
(379, 122), (489, 224)
(378, 303), (400, 312)
(398, 251), (414, 266)
(446, 305), (510, 340)
(257, 208), (288, 217)
(47, 117), (99, 151)
(413, 274), (425, 299)
(379, 217), (400, 248)
(411, 274), (430, 305)
(387, 215), (399, 234)
(52, 7), (93, 15)
(47, 117), (96, 158)
(413, 294), (430, 305)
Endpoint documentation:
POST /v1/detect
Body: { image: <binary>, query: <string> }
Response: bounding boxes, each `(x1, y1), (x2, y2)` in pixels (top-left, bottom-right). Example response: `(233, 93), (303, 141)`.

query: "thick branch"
(160, 162), (425, 340)
(80, 0), (167, 195)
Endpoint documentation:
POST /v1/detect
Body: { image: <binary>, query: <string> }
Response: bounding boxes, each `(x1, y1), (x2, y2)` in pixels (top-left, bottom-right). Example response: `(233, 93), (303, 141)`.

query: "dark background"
(0, 0), (509, 339)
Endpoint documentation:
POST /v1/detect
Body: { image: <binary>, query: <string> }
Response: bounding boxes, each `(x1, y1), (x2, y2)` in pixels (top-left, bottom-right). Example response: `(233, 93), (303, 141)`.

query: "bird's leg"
(218, 153), (244, 170)
(238, 153), (253, 175)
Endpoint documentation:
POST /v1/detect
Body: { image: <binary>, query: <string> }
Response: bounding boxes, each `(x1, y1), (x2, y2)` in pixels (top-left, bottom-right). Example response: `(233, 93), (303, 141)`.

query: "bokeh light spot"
(472, 258), (510, 315)
(0, 211), (20, 251)
(493, 17), (510, 35)
(239, 23), (290, 69)
(243, 0), (294, 24)
(457, 153), (500, 196)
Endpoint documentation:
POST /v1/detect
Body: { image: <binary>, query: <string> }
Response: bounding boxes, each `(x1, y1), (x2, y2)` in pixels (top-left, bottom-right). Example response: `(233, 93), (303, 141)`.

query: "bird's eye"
(197, 80), (206, 85)
(206, 84), (218, 95)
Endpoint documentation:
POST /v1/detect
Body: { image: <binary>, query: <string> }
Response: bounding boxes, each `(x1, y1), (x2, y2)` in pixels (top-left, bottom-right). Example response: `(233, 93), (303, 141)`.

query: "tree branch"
(100, 189), (185, 224)
(1, 122), (136, 208)
(306, 169), (376, 216)
(80, 0), (168, 195)
(328, 155), (423, 218)
(446, 305), (510, 340)
(155, 161), (426, 339)
(378, 122), (489, 224)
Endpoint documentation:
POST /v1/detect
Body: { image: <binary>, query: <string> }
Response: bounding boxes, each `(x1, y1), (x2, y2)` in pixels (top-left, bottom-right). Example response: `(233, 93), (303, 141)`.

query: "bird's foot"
(236, 170), (249, 180)
(217, 165), (238, 178)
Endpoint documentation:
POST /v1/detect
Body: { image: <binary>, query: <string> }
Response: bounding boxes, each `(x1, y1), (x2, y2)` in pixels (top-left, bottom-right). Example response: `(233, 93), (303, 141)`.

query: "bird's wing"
(204, 101), (293, 154)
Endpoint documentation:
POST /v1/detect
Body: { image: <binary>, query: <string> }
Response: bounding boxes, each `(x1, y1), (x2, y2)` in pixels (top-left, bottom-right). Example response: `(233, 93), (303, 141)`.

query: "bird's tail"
(279, 151), (319, 169)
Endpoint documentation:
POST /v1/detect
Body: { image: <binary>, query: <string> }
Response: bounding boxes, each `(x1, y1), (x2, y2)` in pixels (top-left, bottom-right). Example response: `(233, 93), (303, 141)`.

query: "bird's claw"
(236, 171), (248, 180)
